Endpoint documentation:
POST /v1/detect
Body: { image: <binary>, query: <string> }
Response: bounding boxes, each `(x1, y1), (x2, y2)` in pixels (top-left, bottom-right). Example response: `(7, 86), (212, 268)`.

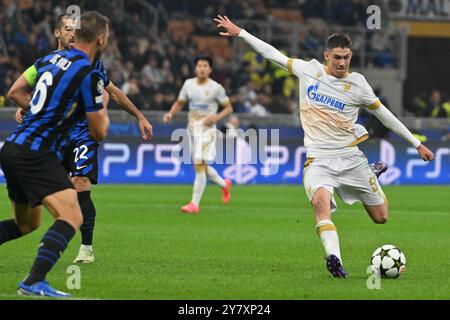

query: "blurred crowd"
(0, 0), (413, 116)
(407, 89), (450, 119)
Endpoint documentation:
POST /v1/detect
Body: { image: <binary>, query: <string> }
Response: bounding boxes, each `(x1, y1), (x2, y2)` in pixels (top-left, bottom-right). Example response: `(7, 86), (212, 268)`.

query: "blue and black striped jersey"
(69, 59), (110, 142)
(6, 48), (104, 152)
(94, 59), (110, 87)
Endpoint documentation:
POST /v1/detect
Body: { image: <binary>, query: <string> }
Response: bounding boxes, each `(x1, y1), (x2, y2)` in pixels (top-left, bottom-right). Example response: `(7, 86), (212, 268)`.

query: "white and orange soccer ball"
(370, 244), (406, 278)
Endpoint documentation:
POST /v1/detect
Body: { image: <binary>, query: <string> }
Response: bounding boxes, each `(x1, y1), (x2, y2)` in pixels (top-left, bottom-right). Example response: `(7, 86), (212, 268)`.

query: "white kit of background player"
(164, 56), (233, 214)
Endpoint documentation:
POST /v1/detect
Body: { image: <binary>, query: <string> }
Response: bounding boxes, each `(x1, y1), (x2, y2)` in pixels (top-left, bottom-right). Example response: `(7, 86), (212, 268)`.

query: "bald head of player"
(54, 14), (75, 50)
(74, 11), (110, 62)
(194, 55), (213, 83)
(323, 33), (353, 79)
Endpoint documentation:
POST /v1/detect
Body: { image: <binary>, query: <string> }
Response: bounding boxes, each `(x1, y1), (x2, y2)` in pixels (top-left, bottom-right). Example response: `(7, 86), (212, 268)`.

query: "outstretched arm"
(105, 81), (153, 141)
(214, 15), (291, 71)
(370, 105), (434, 161)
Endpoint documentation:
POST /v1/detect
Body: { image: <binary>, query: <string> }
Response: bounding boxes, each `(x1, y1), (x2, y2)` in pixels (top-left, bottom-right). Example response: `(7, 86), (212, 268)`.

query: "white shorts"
(189, 127), (217, 163)
(303, 150), (386, 212)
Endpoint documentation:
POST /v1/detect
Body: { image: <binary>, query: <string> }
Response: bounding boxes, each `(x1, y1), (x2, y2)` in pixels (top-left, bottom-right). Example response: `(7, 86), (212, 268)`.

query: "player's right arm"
(81, 71), (110, 141)
(163, 81), (188, 123)
(8, 75), (32, 109)
(105, 81), (153, 140)
(8, 65), (38, 123)
(214, 15), (307, 76)
(163, 100), (186, 123)
(86, 108), (109, 141)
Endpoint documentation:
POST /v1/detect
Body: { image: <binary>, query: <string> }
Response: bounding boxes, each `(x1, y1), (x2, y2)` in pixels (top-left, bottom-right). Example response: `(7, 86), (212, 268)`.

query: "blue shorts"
(62, 139), (99, 184)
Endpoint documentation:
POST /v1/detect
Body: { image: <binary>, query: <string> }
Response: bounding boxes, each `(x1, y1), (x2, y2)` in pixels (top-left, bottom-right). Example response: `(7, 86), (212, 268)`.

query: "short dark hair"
(194, 55), (213, 68)
(75, 11), (109, 43)
(325, 33), (352, 50)
(55, 13), (70, 30)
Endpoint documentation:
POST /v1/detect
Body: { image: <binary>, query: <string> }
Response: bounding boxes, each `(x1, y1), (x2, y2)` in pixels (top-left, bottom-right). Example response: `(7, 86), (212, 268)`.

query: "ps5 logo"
(102, 143), (181, 178)
(223, 136), (257, 184)
(223, 145), (308, 184)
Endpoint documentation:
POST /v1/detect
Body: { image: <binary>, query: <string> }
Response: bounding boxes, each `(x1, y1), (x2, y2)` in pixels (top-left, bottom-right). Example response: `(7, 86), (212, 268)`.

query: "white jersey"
(178, 77), (229, 130)
(288, 58), (380, 158)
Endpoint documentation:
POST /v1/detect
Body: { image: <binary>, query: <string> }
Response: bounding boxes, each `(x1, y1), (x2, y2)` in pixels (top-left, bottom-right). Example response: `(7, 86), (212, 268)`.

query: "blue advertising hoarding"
(0, 120), (448, 185)
(92, 139), (449, 185)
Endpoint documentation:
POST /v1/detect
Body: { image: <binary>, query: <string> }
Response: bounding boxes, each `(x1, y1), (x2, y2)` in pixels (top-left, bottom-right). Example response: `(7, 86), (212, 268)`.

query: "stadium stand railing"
(1, 109), (449, 131)
(230, 19), (407, 79)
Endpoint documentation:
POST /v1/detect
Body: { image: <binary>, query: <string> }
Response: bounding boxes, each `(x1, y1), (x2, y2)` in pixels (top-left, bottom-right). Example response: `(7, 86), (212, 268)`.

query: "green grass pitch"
(0, 184), (449, 300)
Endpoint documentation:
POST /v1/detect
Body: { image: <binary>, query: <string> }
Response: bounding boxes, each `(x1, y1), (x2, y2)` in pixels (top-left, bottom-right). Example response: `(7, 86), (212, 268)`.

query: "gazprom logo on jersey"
(307, 82), (346, 111)
(189, 103), (209, 110)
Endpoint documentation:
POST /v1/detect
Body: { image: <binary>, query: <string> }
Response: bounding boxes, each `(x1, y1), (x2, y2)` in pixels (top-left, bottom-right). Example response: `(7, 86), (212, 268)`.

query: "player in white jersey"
(215, 15), (434, 277)
(164, 56), (233, 213)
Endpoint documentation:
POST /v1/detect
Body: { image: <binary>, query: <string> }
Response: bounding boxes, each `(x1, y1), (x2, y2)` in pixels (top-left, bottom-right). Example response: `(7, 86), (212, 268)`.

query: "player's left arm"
(217, 99), (233, 121)
(103, 89), (110, 108)
(204, 85), (234, 126)
(360, 76), (434, 161)
(82, 70), (110, 142)
(371, 105), (434, 161)
(367, 102), (434, 161)
(204, 100), (233, 127)
(105, 81), (153, 141)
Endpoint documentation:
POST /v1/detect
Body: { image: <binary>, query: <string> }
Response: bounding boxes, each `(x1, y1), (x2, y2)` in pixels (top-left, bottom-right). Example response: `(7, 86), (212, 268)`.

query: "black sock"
(78, 191), (96, 246)
(24, 220), (75, 285)
(0, 219), (22, 245)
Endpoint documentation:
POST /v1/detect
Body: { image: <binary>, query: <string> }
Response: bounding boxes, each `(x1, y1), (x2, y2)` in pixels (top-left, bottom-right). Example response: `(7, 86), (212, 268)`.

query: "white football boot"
(73, 246), (95, 263)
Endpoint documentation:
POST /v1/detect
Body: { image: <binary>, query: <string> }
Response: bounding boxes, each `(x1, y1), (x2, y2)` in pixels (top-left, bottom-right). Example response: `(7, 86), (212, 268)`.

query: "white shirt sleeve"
(216, 84), (229, 105)
(178, 81), (188, 102)
(370, 104), (421, 148)
(290, 58), (310, 77)
(239, 29), (308, 75)
(359, 75), (381, 109)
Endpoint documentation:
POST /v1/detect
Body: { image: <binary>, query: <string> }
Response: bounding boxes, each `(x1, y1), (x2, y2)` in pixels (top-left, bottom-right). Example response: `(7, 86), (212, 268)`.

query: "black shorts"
(61, 139), (99, 184)
(0, 142), (74, 207)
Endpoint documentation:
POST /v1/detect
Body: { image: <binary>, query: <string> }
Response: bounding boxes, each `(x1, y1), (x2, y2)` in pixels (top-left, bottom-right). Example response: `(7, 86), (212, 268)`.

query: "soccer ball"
(370, 244), (406, 278)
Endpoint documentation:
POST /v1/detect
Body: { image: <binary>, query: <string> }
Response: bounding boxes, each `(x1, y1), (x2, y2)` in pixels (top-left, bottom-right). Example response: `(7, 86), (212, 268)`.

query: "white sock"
(207, 166), (226, 188)
(81, 244), (93, 252)
(192, 170), (207, 206)
(316, 219), (342, 263)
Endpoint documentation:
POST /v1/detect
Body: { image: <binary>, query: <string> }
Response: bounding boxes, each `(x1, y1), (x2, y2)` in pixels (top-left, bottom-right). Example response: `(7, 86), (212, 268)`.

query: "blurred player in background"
(215, 15), (434, 278)
(8, 13), (153, 264)
(0, 11), (110, 297)
(163, 56), (233, 214)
